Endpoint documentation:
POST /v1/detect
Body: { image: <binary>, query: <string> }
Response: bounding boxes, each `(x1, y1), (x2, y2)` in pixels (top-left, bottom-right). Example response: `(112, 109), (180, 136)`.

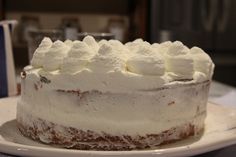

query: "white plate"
(0, 97), (236, 157)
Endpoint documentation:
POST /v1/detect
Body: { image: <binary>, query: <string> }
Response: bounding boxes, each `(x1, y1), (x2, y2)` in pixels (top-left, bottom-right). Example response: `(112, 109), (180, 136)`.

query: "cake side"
(17, 112), (205, 150)
(18, 76), (210, 136)
(17, 80), (210, 150)
(17, 81), (210, 150)
(17, 36), (214, 150)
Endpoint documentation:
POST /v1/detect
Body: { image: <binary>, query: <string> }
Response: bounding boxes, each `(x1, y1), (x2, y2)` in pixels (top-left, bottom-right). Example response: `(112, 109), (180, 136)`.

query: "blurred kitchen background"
(0, 0), (236, 86)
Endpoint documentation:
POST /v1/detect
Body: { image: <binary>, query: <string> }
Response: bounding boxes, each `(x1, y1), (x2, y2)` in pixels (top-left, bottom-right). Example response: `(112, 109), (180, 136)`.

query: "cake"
(17, 36), (214, 150)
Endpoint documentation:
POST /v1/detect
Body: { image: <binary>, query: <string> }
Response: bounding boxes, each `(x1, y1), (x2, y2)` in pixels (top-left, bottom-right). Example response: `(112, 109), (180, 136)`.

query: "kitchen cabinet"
(148, 0), (236, 87)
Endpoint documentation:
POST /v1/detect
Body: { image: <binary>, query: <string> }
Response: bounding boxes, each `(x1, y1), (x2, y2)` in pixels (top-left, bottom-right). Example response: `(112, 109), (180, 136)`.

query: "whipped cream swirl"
(64, 39), (73, 47)
(31, 37), (52, 68)
(61, 41), (95, 73)
(88, 43), (126, 73)
(43, 40), (70, 71)
(164, 41), (194, 80)
(190, 47), (214, 79)
(29, 36), (214, 89)
(83, 36), (99, 53)
(126, 44), (165, 76)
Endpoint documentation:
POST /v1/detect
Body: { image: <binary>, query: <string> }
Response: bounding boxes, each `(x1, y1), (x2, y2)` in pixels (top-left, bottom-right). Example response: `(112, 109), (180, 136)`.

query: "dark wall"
(4, 0), (130, 14)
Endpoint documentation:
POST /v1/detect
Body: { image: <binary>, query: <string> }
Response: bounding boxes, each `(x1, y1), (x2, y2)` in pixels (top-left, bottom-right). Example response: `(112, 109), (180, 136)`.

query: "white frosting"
(108, 39), (130, 59)
(31, 37), (52, 68)
(125, 39), (141, 53)
(18, 36), (213, 136)
(18, 73), (209, 135)
(43, 40), (70, 71)
(88, 43), (126, 73)
(64, 39), (73, 47)
(61, 41), (95, 74)
(28, 36), (214, 92)
(82, 35), (99, 53)
(157, 41), (172, 54)
(98, 39), (108, 46)
(190, 47), (214, 78)
(126, 45), (165, 75)
(164, 41), (194, 80)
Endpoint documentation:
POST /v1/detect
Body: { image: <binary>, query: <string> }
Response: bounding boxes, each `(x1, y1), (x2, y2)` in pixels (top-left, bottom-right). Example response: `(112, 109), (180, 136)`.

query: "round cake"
(17, 36), (214, 150)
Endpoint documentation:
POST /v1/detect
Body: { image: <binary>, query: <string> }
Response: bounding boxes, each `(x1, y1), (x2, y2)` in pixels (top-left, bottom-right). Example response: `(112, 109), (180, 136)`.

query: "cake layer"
(17, 78), (210, 135)
(17, 110), (205, 150)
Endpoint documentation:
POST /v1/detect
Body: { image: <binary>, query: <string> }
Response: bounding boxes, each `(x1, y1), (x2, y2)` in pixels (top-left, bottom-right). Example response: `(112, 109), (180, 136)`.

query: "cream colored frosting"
(29, 36), (214, 92)
(190, 46), (215, 78)
(89, 43), (126, 73)
(164, 41), (194, 80)
(64, 39), (73, 47)
(18, 36), (214, 136)
(31, 37), (52, 68)
(31, 36), (214, 78)
(18, 75), (209, 135)
(126, 45), (165, 75)
(61, 41), (95, 74)
(82, 35), (99, 52)
(43, 40), (70, 71)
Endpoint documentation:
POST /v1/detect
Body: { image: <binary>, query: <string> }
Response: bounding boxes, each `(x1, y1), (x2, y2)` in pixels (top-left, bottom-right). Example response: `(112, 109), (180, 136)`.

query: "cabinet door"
(0, 0), (4, 20)
(215, 0), (236, 50)
(149, 0), (214, 49)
